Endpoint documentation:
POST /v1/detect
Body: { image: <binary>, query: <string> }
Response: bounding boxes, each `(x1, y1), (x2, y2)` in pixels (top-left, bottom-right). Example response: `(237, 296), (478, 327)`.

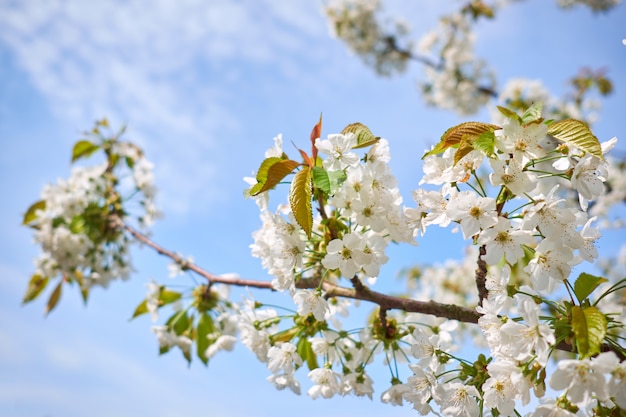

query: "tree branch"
(113, 215), (480, 323)
(112, 215), (625, 360)
(475, 245), (488, 306)
(111, 215), (273, 290)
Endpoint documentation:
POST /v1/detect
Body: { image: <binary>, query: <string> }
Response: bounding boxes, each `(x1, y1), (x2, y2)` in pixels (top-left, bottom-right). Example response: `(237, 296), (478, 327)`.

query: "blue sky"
(1, 1), (625, 416)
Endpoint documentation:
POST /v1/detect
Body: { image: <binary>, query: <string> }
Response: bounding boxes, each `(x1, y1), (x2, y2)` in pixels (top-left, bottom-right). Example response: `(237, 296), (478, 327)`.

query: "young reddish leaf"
(45, 281), (63, 315)
(298, 147), (313, 168)
(72, 140), (100, 162)
(22, 274), (49, 304)
(310, 114), (322, 162)
(342, 122), (380, 149)
(23, 200), (46, 226)
(289, 166), (313, 237)
(547, 119), (604, 161)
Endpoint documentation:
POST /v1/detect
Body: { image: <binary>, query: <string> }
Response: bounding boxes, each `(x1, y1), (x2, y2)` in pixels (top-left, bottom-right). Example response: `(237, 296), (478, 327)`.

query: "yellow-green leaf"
(131, 299), (149, 319)
(571, 305), (607, 358)
(22, 274), (49, 304)
(289, 166), (313, 237)
(272, 327), (299, 344)
(256, 159), (300, 194)
(547, 119), (604, 160)
(45, 281), (63, 315)
(423, 122), (499, 159)
(497, 106), (522, 123)
(23, 200), (46, 226)
(159, 288), (182, 306)
(73, 270), (89, 304)
(342, 122), (380, 149)
(72, 140), (100, 162)
(249, 157), (299, 196)
(521, 102), (543, 124)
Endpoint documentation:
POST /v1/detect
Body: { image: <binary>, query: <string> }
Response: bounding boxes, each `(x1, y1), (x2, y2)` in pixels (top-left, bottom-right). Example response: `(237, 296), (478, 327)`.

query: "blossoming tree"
(20, 0), (626, 416)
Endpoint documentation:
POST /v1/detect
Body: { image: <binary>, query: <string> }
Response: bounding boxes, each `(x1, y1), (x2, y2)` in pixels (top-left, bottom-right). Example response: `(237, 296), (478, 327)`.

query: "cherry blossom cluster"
(23, 121), (159, 305)
(495, 78), (602, 124)
(324, 0), (413, 76)
(240, 106), (626, 415)
(417, 10), (496, 115)
(250, 131), (414, 293)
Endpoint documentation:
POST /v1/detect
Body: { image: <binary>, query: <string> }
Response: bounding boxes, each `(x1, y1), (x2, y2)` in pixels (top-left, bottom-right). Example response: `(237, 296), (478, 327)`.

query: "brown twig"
(113, 215), (624, 360)
(113, 215), (480, 323)
(475, 245), (488, 306)
(111, 215), (273, 290)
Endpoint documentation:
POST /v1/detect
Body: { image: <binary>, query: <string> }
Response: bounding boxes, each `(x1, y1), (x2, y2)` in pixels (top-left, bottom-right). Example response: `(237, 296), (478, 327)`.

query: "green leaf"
(571, 305), (607, 358)
(159, 288), (182, 306)
(69, 215), (86, 234)
(312, 167), (331, 194)
(312, 167), (346, 196)
(45, 281), (63, 315)
(166, 310), (191, 336)
(196, 313), (214, 365)
(497, 106), (522, 123)
(547, 119), (604, 160)
(573, 272), (608, 304)
(72, 140), (100, 162)
(131, 299), (149, 319)
(22, 274), (49, 304)
(23, 200), (46, 226)
(341, 122), (380, 149)
(423, 122), (500, 159)
(289, 166), (313, 237)
(296, 337), (318, 371)
(521, 102), (543, 124)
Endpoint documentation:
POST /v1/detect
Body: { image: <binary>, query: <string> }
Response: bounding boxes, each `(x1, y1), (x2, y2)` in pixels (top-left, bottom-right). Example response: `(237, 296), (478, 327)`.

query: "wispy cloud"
(0, 0), (327, 215)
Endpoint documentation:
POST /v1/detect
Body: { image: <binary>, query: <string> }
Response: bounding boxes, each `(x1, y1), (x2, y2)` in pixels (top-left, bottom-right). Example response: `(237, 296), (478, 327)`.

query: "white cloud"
(0, 0), (329, 215)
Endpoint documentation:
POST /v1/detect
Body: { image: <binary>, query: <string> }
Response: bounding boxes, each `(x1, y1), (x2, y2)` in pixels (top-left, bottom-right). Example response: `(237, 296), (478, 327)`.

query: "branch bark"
(112, 215), (625, 360)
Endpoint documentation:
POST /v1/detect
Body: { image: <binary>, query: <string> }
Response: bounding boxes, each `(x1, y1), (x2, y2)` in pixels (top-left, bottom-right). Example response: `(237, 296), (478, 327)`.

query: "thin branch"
(112, 215), (625, 360)
(113, 215), (480, 323)
(111, 215), (273, 290)
(475, 245), (488, 306)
